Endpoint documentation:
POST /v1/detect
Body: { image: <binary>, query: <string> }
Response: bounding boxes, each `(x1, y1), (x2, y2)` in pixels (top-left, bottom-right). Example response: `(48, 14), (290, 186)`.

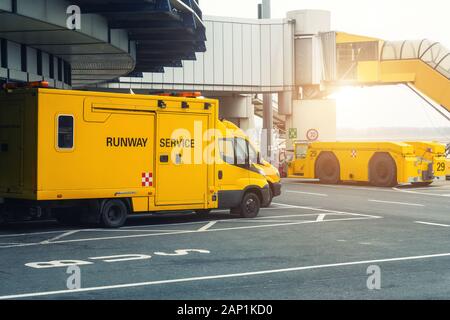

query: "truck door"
(217, 137), (250, 191)
(294, 143), (309, 175)
(155, 113), (209, 206)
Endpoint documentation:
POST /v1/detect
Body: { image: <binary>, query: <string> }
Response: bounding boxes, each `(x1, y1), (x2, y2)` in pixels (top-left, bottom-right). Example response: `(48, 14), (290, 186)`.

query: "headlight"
(257, 168), (266, 176)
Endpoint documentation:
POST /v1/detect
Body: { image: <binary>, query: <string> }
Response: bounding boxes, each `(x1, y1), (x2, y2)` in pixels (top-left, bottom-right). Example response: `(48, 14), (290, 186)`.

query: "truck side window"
(296, 144), (308, 159)
(219, 139), (235, 165)
(235, 138), (249, 166)
(57, 115), (74, 149)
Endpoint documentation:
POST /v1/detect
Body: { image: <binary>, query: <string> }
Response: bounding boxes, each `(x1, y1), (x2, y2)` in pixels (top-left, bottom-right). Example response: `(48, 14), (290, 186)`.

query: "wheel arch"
(314, 151), (340, 179)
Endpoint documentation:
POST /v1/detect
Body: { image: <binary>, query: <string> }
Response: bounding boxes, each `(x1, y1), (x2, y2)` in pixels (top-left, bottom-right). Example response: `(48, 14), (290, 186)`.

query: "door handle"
(218, 170), (223, 180)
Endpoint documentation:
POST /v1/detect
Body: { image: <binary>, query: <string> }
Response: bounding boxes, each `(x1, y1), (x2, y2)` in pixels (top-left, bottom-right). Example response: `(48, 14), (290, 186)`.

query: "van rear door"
(155, 113), (209, 206)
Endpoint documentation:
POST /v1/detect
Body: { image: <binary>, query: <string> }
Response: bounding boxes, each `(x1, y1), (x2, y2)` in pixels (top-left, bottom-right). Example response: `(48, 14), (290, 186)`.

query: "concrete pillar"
(262, 93), (273, 158)
(218, 95), (255, 131)
(259, 0), (273, 159)
(278, 91), (293, 115)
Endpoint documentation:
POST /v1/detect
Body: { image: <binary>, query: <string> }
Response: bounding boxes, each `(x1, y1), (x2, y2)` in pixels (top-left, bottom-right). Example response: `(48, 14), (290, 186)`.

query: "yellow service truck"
(221, 120), (282, 207)
(288, 142), (440, 187)
(0, 87), (271, 227)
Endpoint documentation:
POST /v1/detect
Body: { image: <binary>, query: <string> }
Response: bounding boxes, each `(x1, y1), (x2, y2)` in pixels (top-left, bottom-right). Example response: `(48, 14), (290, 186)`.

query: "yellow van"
(221, 120), (281, 206)
(0, 87), (270, 227)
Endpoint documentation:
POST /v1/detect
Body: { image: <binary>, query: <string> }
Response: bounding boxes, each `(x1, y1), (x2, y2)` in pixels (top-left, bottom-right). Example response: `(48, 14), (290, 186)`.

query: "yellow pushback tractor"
(288, 141), (442, 187)
(0, 87), (270, 227)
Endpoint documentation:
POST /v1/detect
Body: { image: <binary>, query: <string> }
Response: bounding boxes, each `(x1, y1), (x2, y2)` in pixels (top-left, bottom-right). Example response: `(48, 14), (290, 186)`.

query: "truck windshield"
(235, 138), (248, 165)
(248, 142), (258, 164)
(296, 144), (308, 159)
(219, 139), (235, 164)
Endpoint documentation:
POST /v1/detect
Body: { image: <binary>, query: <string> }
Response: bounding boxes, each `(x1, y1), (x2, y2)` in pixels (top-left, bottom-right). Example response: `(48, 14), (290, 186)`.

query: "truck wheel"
(369, 153), (397, 187)
(262, 187), (273, 208)
(194, 209), (211, 217)
(238, 192), (261, 218)
(316, 152), (340, 184)
(100, 200), (128, 228)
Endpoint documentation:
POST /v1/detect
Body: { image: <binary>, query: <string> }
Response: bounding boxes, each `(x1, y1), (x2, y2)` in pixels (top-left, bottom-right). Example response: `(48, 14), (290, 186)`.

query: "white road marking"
(316, 214), (326, 222)
(286, 190), (328, 197)
(272, 203), (382, 219)
(393, 187), (450, 198)
(85, 228), (190, 233)
(3, 251), (450, 299)
(368, 199), (425, 207)
(283, 182), (395, 193)
(197, 221), (217, 232)
(415, 221), (450, 228)
(0, 229), (78, 239)
(0, 206), (381, 249)
(0, 216), (379, 249)
(89, 254), (152, 263)
(40, 230), (80, 244)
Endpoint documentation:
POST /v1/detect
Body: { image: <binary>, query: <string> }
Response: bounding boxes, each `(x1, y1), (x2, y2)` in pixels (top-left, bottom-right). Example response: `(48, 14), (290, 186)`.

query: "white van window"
(219, 139), (235, 164)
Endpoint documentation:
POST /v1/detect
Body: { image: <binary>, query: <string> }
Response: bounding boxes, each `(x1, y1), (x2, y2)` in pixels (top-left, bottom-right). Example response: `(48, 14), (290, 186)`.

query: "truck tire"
(237, 192), (261, 218)
(100, 199), (129, 228)
(262, 187), (273, 208)
(316, 152), (340, 184)
(369, 153), (397, 187)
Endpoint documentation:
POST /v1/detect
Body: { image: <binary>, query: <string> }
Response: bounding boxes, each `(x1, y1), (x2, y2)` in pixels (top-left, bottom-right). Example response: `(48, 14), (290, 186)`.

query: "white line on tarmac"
(316, 214), (326, 222)
(197, 221), (217, 232)
(0, 215), (379, 249)
(0, 229), (78, 239)
(271, 203), (382, 219)
(285, 190), (328, 197)
(393, 187), (450, 198)
(415, 221), (450, 228)
(40, 230), (80, 244)
(283, 182), (394, 193)
(2, 251), (450, 300)
(0, 204), (377, 241)
(368, 199), (425, 207)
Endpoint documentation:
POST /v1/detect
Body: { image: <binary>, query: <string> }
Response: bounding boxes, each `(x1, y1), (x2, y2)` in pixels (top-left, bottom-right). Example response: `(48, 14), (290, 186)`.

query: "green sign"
(289, 128), (298, 140)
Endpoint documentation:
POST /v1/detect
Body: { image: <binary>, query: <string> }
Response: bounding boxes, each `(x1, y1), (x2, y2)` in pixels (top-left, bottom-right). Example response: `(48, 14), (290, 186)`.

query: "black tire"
(100, 199), (129, 228)
(237, 192), (261, 218)
(369, 153), (397, 187)
(262, 187), (273, 208)
(412, 181), (433, 187)
(194, 209), (211, 217)
(315, 152), (340, 184)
